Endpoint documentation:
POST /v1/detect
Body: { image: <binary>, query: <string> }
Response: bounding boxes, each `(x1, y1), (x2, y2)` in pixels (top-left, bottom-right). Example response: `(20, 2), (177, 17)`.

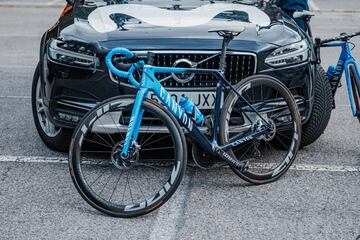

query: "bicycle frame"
(323, 41), (360, 117)
(120, 64), (272, 165)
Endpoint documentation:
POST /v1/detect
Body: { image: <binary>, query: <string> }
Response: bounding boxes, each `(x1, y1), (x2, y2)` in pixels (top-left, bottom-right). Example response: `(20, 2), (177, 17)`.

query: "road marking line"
(0, 155), (359, 172)
(149, 174), (191, 240)
(290, 164), (359, 172)
(0, 65), (34, 69)
(0, 96), (31, 99)
(0, 155), (68, 163)
(309, 0), (320, 11)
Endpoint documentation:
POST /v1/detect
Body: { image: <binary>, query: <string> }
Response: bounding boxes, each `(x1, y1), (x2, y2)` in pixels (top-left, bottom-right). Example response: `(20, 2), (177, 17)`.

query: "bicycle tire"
(219, 75), (301, 184)
(349, 64), (360, 123)
(69, 96), (187, 217)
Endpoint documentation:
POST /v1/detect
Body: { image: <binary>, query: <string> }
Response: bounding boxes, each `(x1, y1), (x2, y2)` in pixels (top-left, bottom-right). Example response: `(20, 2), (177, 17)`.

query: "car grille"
(110, 51), (257, 89)
(149, 51), (257, 89)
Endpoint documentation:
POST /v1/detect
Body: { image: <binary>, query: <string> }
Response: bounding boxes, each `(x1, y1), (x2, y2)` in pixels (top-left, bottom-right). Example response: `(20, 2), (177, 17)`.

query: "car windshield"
(83, 0), (259, 9)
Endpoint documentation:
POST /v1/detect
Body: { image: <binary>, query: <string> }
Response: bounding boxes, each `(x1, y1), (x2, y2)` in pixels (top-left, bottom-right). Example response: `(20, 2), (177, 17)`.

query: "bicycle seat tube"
(219, 36), (234, 73)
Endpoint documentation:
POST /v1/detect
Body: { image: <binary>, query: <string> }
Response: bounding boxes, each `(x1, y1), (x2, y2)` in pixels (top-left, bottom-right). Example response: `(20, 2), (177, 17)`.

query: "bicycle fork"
(120, 88), (147, 159)
(345, 63), (360, 117)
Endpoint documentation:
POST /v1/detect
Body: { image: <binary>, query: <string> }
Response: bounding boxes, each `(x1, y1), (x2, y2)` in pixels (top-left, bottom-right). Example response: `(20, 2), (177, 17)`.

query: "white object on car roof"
(88, 3), (271, 33)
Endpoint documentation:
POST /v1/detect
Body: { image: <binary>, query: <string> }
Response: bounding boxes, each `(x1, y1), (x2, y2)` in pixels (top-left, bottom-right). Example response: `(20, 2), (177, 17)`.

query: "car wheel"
(301, 65), (333, 147)
(31, 63), (72, 152)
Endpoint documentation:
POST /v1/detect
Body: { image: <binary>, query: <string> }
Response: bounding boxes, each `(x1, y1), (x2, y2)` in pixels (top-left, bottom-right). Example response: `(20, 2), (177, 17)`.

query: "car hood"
(61, 1), (302, 49)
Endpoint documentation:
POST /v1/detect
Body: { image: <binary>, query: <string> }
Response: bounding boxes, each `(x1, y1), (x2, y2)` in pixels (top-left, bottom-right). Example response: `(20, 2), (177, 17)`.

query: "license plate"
(148, 91), (222, 109)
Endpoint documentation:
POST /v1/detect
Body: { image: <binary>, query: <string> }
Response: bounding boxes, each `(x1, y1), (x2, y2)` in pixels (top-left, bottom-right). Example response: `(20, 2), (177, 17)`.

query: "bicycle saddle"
(208, 25), (246, 37)
(293, 10), (315, 19)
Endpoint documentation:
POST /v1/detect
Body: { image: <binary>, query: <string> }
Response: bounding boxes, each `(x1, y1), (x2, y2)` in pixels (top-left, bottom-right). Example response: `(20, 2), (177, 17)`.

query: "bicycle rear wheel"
(69, 96), (187, 217)
(220, 75), (301, 184)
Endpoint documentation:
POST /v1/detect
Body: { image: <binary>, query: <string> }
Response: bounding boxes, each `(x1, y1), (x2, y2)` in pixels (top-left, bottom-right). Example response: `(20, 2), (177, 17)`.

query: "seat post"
(219, 36), (233, 73)
(208, 27), (245, 72)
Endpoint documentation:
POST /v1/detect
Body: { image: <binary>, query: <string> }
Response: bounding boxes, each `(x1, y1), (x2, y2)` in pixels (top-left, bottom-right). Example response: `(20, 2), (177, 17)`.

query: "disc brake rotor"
(111, 141), (140, 170)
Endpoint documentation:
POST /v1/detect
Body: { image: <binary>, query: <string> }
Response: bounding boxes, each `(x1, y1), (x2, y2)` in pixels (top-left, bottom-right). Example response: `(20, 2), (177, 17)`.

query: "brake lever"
(127, 61), (145, 88)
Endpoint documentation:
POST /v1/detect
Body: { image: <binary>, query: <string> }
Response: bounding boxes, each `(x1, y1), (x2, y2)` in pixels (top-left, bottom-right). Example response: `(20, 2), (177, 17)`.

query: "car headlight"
(265, 40), (309, 67)
(48, 39), (99, 68)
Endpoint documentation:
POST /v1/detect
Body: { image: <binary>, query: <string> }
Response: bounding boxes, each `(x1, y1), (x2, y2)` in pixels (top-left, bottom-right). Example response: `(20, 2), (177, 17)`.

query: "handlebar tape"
(105, 48), (134, 79)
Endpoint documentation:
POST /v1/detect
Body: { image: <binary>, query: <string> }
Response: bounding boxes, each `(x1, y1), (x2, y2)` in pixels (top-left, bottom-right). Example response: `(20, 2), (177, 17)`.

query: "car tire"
(31, 63), (73, 152)
(301, 65), (333, 147)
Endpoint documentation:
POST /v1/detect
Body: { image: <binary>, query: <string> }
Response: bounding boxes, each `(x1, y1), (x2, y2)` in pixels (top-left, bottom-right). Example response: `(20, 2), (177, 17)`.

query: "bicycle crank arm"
(215, 147), (249, 172)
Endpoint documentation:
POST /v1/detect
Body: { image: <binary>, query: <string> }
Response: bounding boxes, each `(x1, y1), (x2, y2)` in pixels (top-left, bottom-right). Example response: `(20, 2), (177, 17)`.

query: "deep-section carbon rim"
(220, 75), (301, 184)
(69, 97), (186, 217)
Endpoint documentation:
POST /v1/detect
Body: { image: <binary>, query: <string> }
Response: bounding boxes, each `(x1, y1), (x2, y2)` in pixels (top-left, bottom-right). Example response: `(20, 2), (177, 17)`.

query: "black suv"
(32, 0), (332, 151)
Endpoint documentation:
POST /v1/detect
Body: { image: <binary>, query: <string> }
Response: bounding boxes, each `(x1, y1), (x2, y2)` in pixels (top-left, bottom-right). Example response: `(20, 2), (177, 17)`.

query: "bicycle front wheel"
(69, 96), (187, 217)
(220, 75), (301, 184)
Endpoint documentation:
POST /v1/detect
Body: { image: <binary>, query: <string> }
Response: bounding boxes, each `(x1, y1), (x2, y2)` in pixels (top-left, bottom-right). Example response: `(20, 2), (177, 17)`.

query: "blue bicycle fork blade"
(121, 88), (147, 158)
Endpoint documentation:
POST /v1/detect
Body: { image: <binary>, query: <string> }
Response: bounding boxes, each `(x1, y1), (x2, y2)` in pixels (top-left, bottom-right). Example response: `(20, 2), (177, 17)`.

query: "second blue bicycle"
(319, 31), (360, 122)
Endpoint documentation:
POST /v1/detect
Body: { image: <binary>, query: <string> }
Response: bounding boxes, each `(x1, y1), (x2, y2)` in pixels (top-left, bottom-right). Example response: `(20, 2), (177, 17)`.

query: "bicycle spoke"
(127, 172), (134, 204)
(141, 124), (166, 146)
(93, 132), (113, 147)
(276, 132), (293, 141)
(83, 137), (112, 148)
(80, 150), (112, 153)
(142, 134), (171, 147)
(109, 111), (125, 141)
(89, 167), (108, 187)
(139, 119), (154, 144)
(97, 117), (116, 146)
(141, 146), (175, 151)
(109, 171), (124, 202)
(274, 135), (290, 150)
(134, 167), (147, 201)
(264, 141), (285, 169)
(121, 171), (129, 205)
(270, 108), (291, 121)
(236, 142), (253, 162)
(99, 170), (114, 197)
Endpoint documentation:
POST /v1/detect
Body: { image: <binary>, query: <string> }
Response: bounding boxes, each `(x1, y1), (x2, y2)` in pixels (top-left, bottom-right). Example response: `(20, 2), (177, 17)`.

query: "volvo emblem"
(171, 58), (197, 83)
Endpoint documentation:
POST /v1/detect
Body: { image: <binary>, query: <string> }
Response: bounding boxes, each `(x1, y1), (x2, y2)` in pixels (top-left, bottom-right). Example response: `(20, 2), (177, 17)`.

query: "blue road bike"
(69, 28), (301, 217)
(319, 32), (360, 122)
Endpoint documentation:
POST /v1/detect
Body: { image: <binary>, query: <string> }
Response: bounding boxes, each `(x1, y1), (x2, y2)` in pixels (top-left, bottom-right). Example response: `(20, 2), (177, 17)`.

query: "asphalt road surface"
(0, 1), (359, 240)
